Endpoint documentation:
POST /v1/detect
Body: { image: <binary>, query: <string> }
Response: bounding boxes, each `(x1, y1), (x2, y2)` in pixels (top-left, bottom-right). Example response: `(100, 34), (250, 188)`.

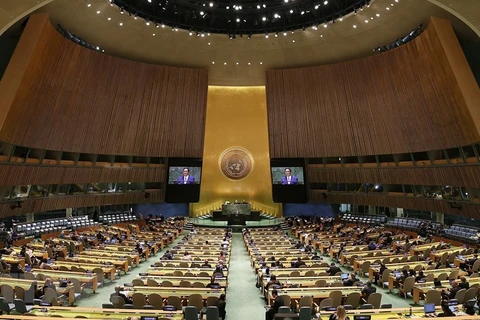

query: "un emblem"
(219, 147), (253, 180)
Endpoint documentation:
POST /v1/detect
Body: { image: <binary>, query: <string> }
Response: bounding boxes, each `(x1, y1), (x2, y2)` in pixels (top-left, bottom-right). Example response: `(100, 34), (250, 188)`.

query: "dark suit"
(343, 277), (358, 287)
(448, 286), (461, 299)
(327, 266), (341, 276)
(281, 175), (299, 185)
(361, 285), (377, 299)
(459, 282), (470, 290)
(177, 175), (195, 185)
(218, 300), (226, 320)
(266, 296), (284, 320)
(110, 292), (130, 304)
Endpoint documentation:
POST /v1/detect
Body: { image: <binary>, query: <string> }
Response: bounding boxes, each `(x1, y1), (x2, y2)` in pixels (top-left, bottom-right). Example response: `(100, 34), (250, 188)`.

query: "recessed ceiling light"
(353, 25), (357, 28)
(260, 62), (263, 64)
(376, 13), (380, 17)
(248, 62), (251, 65)
(107, 17), (111, 21)
(119, 22), (123, 26)
(292, 40), (295, 43)
(96, 10), (100, 14)
(208, 42), (211, 45)
(212, 61), (215, 64)
(87, 3), (91, 7)
(224, 62), (227, 65)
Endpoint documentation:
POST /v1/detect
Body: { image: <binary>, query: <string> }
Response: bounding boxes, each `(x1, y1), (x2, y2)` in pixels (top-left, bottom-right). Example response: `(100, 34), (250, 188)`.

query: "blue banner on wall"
(283, 203), (336, 217)
(133, 203), (189, 218)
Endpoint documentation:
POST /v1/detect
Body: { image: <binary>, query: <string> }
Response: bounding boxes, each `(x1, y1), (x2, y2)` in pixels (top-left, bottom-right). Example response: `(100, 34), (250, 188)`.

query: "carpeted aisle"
(225, 233), (266, 320)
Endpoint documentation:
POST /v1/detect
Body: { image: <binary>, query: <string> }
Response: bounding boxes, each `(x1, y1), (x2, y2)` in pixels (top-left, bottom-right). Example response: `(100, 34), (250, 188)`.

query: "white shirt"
(184, 176), (188, 184)
(287, 176), (291, 184)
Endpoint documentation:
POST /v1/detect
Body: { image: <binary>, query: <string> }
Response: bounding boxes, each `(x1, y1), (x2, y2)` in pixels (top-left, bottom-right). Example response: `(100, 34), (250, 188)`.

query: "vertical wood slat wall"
(0, 14), (208, 158)
(309, 191), (480, 219)
(0, 191), (163, 219)
(0, 164), (166, 186)
(307, 166), (480, 188)
(266, 18), (480, 158)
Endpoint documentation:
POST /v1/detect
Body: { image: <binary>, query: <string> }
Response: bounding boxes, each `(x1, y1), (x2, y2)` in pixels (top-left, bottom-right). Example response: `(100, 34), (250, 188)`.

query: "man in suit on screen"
(281, 168), (299, 185)
(177, 168), (196, 184)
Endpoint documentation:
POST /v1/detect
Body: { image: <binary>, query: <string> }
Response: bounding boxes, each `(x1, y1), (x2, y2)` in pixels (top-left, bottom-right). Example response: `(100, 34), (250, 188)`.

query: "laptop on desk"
(341, 273), (349, 280)
(434, 280), (445, 288)
(424, 303), (435, 316)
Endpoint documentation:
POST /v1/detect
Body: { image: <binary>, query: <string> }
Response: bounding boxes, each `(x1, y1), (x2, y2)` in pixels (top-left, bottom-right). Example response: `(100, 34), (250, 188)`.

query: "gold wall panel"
(192, 86), (281, 217)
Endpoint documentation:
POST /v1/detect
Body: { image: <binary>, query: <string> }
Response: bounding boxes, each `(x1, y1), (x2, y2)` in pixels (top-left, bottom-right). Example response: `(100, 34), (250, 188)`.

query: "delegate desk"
(80, 250), (141, 266)
(30, 269), (99, 293)
(27, 306), (183, 320)
(0, 277), (75, 305)
(67, 255), (129, 272)
(135, 275), (228, 288)
(318, 306), (470, 320)
(387, 267), (465, 291)
(266, 286), (362, 305)
(368, 261), (431, 281)
(412, 277), (480, 304)
(261, 275), (344, 291)
(1, 255), (26, 268)
(147, 267), (229, 277)
(121, 286), (225, 301)
(48, 261), (117, 281)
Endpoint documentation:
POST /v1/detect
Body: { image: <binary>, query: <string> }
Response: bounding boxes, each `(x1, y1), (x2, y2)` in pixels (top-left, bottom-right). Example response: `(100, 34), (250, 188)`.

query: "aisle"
(226, 233), (266, 320)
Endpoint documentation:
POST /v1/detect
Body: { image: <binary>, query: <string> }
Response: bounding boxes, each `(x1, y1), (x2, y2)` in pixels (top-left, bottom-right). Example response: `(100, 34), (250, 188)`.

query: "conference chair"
(132, 292), (147, 309)
(329, 290), (342, 308)
(14, 299), (34, 313)
(110, 296), (126, 309)
(188, 294), (204, 311)
(367, 293), (382, 309)
(345, 292), (361, 309)
(0, 297), (15, 314)
(206, 306), (219, 320)
(425, 290), (442, 306)
(299, 307), (311, 320)
(278, 306), (291, 314)
(184, 306), (199, 320)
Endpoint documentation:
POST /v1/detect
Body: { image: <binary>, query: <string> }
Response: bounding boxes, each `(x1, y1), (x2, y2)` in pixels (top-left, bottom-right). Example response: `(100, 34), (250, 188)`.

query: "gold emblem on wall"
(219, 147), (254, 180)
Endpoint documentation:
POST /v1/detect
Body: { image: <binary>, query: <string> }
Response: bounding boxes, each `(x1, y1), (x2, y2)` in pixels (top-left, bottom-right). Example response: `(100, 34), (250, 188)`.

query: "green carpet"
(224, 233), (266, 320)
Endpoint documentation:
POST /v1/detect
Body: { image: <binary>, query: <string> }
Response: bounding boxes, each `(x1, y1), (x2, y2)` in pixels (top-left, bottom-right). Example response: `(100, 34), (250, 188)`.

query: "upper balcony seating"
(341, 213), (387, 225)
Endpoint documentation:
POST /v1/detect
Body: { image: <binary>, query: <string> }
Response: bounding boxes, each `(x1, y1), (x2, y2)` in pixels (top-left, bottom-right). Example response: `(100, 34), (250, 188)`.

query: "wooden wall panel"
(309, 191), (480, 219)
(307, 165), (480, 188)
(266, 18), (480, 158)
(0, 191), (163, 218)
(0, 14), (208, 157)
(0, 164), (166, 186)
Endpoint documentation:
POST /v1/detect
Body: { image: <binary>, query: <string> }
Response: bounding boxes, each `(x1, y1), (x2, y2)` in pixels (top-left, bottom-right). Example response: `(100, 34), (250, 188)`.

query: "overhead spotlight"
(263, 4), (266, 7)
(274, 32), (278, 37)
(257, 5), (261, 9)
(87, 3), (91, 7)
(283, 31), (287, 36)
(120, 8), (125, 14)
(289, 9), (293, 13)
(200, 11), (204, 15)
(146, 20), (150, 25)
(265, 33), (269, 38)
(247, 34), (252, 39)
(209, 2), (214, 6)
(189, 31), (193, 36)
(339, 16), (343, 21)
(301, 10), (305, 15)
(262, 16), (267, 21)
(323, 23), (327, 28)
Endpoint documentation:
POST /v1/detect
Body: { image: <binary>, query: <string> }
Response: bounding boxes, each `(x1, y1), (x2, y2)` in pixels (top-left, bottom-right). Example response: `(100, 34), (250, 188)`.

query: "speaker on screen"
(271, 159), (307, 203)
(165, 158), (202, 203)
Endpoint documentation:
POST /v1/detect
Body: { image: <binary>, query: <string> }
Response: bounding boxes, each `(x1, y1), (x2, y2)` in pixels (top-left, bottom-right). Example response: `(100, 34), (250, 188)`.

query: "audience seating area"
(386, 218), (441, 232)
(13, 216), (99, 237)
(98, 212), (137, 225)
(341, 213), (387, 225)
(444, 225), (480, 241)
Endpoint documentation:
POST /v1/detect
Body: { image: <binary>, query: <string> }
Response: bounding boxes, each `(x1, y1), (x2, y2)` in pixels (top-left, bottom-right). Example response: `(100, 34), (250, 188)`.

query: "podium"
(212, 203), (260, 224)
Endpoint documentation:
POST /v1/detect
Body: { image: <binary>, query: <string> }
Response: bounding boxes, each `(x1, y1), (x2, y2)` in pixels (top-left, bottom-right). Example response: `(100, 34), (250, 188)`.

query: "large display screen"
(271, 159), (307, 203)
(271, 167), (305, 185)
(165, 158), (202, 203)
(168, 166), (202, 185)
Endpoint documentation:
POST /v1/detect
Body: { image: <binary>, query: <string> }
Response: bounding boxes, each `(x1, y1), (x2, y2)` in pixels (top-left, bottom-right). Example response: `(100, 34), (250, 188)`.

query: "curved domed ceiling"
(4, 0), (480, 85)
